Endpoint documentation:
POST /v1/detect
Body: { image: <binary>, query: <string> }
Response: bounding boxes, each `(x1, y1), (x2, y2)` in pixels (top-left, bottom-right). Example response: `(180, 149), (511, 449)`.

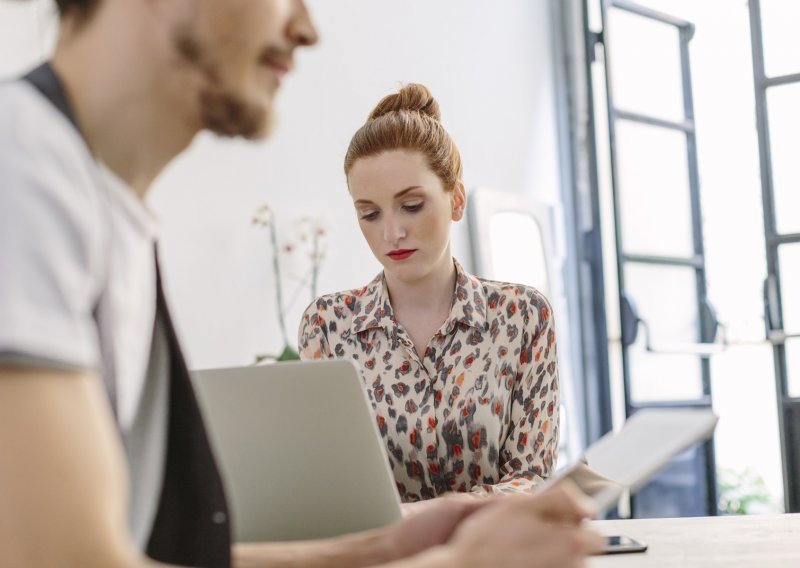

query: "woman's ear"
(451, 182), (466, 221)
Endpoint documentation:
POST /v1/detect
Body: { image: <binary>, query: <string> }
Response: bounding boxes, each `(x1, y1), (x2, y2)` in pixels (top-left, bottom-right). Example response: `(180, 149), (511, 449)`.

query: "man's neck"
(51, 7), (200, 198)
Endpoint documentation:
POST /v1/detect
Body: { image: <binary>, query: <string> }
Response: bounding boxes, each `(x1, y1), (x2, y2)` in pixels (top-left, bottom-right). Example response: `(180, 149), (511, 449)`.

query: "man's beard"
(173, 28), (274, 140)
(199, 88), (273, 140)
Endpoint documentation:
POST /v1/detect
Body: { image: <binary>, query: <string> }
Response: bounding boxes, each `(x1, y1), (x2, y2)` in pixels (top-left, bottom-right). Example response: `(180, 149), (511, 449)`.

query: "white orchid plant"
(252, 203), (328, 362)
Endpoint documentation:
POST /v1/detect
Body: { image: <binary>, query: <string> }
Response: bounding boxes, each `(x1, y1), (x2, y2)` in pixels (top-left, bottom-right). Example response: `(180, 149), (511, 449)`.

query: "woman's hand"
(400, 492), (480, 518)
(387, 494), (489, 559)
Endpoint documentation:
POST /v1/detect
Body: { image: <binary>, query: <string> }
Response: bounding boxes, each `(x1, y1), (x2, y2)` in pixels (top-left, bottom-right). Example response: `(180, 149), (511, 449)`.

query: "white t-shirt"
(0, 79), (168, 550)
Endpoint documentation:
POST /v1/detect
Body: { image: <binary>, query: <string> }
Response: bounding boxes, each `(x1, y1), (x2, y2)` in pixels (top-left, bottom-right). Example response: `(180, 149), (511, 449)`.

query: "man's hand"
(445, 481), (605, 568)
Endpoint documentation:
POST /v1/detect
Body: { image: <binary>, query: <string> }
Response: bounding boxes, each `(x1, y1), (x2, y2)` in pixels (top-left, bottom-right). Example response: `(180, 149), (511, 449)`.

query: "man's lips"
(387, 249), (416, 260)
(264, 60), (290, 77)
(260, 53), (293, 81)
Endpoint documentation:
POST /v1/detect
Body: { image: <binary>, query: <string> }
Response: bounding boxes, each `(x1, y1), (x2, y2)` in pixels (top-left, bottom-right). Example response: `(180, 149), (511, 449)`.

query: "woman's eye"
(360, 211), (379, 221)
(403, 202), (423, 213)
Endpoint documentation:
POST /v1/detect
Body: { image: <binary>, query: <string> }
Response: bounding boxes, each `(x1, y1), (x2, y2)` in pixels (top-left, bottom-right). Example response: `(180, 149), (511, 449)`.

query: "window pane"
(488, 212), (549, 296)
(779, 244), (800, 334)
(788, 339), (800, 398)
(628, 342), (703, 403)
(615, 122), (694, 257)
(606, 8), (685, 123)
(767, 84), (800, 235)
(760, 0), (800, 78)
(625, 264), (703, 403)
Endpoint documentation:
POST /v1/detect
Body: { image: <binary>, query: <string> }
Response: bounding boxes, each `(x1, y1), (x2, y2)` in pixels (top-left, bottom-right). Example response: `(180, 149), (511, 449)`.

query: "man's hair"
(344, 83), (463, 191)
(55, 0), (99, 18)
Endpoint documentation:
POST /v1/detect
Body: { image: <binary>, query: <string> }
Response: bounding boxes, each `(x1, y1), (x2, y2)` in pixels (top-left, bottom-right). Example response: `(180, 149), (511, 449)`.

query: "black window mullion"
(598, 0), (717, 517)
(598, 0), (632, 420)
(580, 1), (616, 444)
(748, 0), (798, 513)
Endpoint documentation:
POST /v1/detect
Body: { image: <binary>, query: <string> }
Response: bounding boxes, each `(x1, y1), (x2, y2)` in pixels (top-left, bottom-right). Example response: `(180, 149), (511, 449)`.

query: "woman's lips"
(387, 249), (416, 261)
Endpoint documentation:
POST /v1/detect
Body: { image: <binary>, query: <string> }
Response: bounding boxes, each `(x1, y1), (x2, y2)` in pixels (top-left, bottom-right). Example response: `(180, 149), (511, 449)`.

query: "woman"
(298, 84), (559, 502)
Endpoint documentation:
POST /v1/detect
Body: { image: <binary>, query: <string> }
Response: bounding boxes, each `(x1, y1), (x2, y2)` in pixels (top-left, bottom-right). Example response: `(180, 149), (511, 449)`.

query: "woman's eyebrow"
(393, 185), (423, 199)
(353, 186), (423, 206)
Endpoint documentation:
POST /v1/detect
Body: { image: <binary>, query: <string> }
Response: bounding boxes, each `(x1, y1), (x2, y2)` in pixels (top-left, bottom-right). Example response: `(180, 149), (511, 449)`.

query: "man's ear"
(451, 182), (466, 221)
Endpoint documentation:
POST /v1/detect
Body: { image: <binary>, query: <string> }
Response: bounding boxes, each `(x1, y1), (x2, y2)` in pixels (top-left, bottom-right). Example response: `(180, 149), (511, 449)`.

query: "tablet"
(549, 407), (718, 513)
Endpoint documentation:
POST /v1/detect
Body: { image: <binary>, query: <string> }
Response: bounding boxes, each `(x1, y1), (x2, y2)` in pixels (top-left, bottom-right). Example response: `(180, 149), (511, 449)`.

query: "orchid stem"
(268, 215), (290, 347)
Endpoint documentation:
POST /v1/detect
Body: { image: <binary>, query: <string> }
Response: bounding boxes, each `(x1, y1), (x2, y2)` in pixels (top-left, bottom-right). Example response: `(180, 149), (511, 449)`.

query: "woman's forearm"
(469, 473), (544, 496)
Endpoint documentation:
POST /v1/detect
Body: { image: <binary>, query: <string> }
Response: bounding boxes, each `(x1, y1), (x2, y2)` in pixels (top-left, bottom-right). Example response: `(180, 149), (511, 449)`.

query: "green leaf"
(277, 345), (300, 361)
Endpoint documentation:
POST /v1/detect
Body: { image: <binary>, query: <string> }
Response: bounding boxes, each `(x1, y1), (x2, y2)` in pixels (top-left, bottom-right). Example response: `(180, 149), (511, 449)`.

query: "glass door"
(749, 0), (800, 513)
(586, 0), (720, 517)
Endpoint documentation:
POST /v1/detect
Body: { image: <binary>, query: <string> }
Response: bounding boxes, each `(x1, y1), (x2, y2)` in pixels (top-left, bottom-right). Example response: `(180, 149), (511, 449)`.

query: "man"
(0, 1), (603, 566)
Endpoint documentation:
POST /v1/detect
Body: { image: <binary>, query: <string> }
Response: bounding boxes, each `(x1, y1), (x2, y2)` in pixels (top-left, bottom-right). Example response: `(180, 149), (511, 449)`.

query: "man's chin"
(240, 102), (276, 140)
(200, 90), (274, 140)
(237, 110), (275, 141)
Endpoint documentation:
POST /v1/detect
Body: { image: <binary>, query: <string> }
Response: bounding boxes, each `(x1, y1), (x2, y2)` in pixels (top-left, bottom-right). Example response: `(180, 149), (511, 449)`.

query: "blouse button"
(212, 511), (227, 524)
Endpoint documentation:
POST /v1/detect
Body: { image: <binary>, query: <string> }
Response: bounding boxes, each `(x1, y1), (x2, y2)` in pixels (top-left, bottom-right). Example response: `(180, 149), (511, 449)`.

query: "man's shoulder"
(0, 79), (113, 287)
(0, 79), (88, 166)
(0, 80), (54, 138)
(0, 79), (105, 223)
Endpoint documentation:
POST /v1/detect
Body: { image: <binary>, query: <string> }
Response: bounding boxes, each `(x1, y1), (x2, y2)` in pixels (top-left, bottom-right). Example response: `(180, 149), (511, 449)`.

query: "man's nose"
(288, 0), (320, 47)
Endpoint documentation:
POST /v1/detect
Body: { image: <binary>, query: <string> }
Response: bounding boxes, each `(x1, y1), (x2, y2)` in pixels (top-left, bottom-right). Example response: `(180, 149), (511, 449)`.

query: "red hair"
(344, 84), (463, 191)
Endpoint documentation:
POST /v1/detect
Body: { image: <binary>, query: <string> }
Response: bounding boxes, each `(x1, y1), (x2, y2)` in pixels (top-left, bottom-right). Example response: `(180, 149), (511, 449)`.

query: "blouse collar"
(350, 259), (488, 336)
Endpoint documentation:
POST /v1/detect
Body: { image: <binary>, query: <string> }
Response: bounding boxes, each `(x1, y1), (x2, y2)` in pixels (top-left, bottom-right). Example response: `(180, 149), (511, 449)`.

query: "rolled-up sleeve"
(0, 102), (100, 370)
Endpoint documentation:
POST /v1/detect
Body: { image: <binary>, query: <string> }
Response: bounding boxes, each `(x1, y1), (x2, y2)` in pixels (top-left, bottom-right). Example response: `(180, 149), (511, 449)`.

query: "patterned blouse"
(297, 259), (559, 502)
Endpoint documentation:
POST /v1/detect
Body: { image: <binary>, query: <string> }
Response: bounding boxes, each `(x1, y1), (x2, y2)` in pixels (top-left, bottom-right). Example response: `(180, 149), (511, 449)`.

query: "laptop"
(191, 359), (402, 542)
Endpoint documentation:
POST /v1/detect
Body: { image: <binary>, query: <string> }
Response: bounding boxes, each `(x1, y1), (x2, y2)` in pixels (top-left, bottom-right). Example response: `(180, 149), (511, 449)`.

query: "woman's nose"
(383, 215), (406, 244)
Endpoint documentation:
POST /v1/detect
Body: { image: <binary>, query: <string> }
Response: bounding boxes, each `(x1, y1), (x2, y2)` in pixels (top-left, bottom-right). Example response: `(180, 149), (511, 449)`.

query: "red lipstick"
(387, 249), (416, 261)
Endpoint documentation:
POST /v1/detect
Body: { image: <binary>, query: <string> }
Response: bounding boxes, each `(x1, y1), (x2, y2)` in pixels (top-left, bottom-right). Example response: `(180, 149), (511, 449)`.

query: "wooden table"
(589, 514), (800, 567)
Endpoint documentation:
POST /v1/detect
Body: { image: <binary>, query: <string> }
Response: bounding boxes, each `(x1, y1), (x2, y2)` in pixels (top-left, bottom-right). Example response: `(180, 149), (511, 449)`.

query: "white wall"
(0, 1), (57, 73)
(0, 0), (563, 370)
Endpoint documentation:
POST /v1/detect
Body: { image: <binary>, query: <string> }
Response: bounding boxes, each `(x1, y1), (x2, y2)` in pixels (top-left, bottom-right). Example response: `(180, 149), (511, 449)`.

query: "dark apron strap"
(23, 62), (231, 568)
(23, 63), (80, 131)
(147, 250), (231, 567)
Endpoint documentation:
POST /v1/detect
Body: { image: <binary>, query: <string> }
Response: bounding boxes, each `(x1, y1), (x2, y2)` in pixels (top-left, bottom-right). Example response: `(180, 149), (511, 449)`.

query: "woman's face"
(348, 150), (465, 285)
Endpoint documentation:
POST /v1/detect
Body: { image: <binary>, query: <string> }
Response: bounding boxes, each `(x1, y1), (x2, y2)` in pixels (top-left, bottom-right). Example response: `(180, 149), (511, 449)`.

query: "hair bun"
(368, 83), (441, 122)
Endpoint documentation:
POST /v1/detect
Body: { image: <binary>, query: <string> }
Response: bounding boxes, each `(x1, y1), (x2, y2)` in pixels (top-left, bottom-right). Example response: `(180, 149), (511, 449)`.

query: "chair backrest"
(468, 187), (555, 297)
